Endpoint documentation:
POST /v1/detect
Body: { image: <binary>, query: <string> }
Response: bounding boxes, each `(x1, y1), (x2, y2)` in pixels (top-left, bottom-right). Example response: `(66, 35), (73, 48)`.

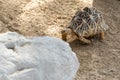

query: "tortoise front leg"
(100, 31), (105, 40)
(78, 36), (91, 44)
(61, 30), (67, 41)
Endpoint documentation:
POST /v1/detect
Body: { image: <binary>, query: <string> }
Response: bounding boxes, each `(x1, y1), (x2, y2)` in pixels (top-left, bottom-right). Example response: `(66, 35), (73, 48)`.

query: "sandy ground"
(0, 0), (120, 80)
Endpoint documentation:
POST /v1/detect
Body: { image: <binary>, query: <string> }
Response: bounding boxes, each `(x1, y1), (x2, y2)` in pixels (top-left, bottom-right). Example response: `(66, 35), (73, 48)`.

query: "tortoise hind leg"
(78, 36), (91, 44)
(61, 28), (73, 41)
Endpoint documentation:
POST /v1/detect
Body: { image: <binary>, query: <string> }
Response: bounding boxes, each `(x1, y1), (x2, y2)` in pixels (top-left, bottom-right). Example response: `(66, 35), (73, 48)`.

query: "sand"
(0, 0), (120, 80)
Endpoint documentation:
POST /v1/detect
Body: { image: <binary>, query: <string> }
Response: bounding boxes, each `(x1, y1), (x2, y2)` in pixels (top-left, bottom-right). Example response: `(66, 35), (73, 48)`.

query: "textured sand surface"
(0, 0), (120, 80)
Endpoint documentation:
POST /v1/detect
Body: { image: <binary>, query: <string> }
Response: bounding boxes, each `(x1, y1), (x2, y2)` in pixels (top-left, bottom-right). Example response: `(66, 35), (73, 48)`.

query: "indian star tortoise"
(61, 7), (109, 44)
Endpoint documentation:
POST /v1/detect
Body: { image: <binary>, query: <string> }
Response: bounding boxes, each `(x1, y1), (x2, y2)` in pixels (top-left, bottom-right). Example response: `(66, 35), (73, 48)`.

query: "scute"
(68, 7), (108, 37)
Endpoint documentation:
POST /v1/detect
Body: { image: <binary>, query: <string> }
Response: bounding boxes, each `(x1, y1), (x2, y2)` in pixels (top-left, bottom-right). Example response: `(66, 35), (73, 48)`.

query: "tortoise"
(61, 7), (109, 44)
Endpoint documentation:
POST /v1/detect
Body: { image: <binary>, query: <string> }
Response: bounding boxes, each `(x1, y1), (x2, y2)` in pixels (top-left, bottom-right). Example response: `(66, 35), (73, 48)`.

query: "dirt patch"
(0, 0), (92, 36)
(0, 0), (120, 80)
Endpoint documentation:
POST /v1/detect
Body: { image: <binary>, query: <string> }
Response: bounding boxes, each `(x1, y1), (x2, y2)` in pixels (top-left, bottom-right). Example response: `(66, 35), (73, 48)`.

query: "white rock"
(0, 32), (79, 80)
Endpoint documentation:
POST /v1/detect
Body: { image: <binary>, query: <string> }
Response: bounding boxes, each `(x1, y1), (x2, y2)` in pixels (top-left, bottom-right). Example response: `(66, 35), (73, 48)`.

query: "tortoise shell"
(67, 7), (109, 38)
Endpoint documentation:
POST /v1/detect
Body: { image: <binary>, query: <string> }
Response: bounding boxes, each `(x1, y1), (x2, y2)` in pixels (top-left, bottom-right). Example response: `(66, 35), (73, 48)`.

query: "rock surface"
(0, 32), (79, 80)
